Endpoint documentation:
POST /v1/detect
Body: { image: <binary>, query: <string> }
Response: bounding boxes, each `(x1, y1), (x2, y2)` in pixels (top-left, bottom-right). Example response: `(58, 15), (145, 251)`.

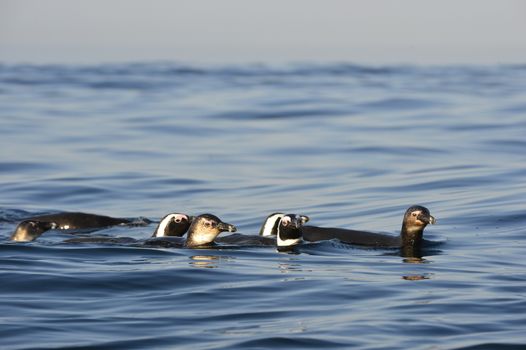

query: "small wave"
(452, 344), (526, 350)
(212, 108), (347, 121)
(2, 62), (525, 92)
(357, 97), (442, 111)
(228, 336), (351, 349)
(0, 161), (63, 173)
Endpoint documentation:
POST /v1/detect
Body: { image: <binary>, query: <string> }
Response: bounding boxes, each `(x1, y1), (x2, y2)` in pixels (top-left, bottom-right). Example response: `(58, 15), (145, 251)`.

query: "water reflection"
(188, 255), (235, 269)
(402, 257), (427, 264)
(401, 256), (433, 280)
(277, 261), (304, 274)
(400, 246), (443, 259)
(402, 274), (431, 281)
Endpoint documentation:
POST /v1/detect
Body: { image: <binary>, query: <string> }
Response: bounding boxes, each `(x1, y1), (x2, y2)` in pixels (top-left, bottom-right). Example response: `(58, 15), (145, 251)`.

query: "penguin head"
(276, 214), (309, 248)
(10, 220), (58, 242)
(152, 213), (193, 237)
(185, 214), (237, 248)
(403, 205), (436, 234)
(258, 212), (285, 236)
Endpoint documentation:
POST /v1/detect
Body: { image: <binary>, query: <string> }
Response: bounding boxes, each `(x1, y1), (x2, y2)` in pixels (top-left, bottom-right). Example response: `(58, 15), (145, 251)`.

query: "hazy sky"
(1, 0), (525, 64)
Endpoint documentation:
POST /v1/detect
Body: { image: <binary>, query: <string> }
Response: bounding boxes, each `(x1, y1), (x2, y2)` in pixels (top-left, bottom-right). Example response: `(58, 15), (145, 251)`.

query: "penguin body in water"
(62, 212), (193, 245)
(10, 212), (148, 242)
(260, 206), (436, 256)
(218, 213), (309, 251)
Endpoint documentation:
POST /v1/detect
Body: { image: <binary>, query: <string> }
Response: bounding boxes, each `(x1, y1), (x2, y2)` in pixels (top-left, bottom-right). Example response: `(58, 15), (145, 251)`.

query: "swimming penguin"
(184, 214), (237, 248)
(218, 213), (309, 250)
(10, 220), (58, 242)
(9, 212), (147, 242)
(302, 205), (436, 254)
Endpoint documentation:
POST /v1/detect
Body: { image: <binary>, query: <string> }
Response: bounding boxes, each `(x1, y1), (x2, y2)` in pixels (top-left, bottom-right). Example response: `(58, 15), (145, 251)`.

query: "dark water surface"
(1, 63), (525, 350)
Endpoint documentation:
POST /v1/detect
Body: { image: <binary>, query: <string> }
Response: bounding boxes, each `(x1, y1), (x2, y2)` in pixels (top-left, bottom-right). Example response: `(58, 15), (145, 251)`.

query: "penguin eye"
(204, 222), (211, 228)
(412, 212), (417, 217)
(174, 218), (181, 223)
(281, 221), (289, 227)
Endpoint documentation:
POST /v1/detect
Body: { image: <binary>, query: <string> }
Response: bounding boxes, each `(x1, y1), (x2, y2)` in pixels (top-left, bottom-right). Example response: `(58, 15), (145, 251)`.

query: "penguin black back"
(301, 205), (436, 255)
(27, 212), (133, 230)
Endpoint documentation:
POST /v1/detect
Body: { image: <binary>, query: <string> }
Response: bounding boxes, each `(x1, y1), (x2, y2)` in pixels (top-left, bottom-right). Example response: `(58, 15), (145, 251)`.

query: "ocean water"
(0, 62), (525, 350)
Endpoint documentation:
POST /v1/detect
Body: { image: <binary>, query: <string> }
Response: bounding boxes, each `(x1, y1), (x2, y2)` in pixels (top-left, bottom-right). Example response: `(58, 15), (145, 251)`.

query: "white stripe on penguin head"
(154, 213), (188, 237)
(260, 212), (284, 236)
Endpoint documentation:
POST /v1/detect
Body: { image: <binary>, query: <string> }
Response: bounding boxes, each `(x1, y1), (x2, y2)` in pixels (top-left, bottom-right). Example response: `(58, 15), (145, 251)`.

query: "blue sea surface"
(1, 62), (525, 350)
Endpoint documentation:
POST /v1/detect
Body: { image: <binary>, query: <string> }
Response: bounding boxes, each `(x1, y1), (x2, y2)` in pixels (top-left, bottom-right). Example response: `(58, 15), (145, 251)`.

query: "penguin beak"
(417, 213), (436, 225)
(293, 218), (303, 229)
(292, 215), (309, 228)
(218, 222), (237, 233)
